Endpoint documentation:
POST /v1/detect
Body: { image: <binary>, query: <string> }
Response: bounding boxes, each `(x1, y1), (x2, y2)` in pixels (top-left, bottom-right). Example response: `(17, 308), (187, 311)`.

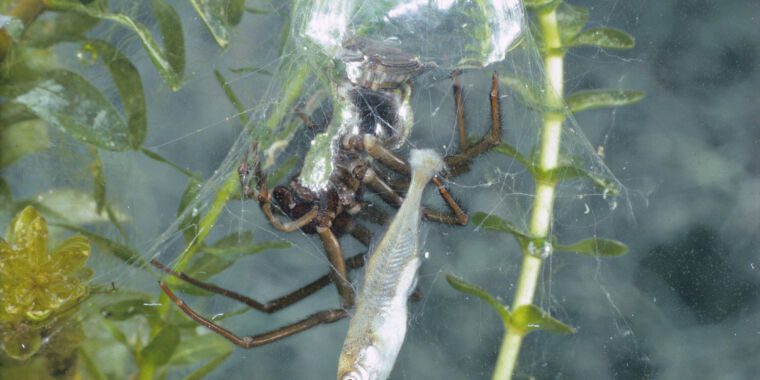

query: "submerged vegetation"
(0, 0), (639, 378)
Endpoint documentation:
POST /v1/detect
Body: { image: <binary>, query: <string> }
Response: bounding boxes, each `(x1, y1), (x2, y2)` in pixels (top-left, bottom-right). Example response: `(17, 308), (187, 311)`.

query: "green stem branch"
(492, 8), (566, 380)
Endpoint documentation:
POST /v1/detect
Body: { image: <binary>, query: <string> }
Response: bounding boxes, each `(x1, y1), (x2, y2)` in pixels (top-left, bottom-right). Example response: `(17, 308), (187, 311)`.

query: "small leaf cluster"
(447, 276), (574, 336)
(0, 0), (253, 378)
(503, 1), (644, 114)
(448, 0), (639, 338)
(0, 206), (91, 361)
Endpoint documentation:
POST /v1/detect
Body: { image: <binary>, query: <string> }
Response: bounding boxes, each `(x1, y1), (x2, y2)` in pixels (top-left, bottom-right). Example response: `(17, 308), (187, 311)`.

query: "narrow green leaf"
(185, 253), (232, 280)
(570, 27), (635, 50)
(89, 147), (106, 214)
(493, 143), (532, 170)
(202, 240), (292, 258)
(499, 75), (544, 110)
(555, 3), (589, 43)
(57, 224), (148, 268)
(190, 0), (236, 48)
(140, 148), (198, 179)
(150, 0), (185, 87)
(523, 0), (558, 10)
(556, 237), (628, 257)
(227, 0), (245, 26)
(101, 299), (158, 321)
(178, 178), (202, 245)
(566, 89), (644, 113)
(229, 66), (272, 76)
(31, 188), (129, 225)
(447, 275), (511, 324)
(0, 119), (49, 167)
(471, 212), (530, 241)
(211, 231), (253, 248)
(84, 40), (147, 148)
(46, 0), (184, 89)
(13, 69), (131, 151)
(510, 304), (575, 335)
(244, 7), (269, 15)
(102, 320), (130, 347)
(24, 9), (99, 47)
(0, 178), (11, 207)
(169, 334), (232, 366)
(182, 351), (233, 380)
(141, 325), (180, 367)
(214, 69), (249, 126)
(541, 165), (620, 194)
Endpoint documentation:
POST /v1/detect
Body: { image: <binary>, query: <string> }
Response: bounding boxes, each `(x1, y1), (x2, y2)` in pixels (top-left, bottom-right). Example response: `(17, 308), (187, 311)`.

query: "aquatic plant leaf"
(185, 253), (232, 280)
(555, 3), (589, 43)
(499, 75), (544, 110)
(509, 304), (575, 335)
(46, 0), (184, 89)
(84, 40), (147, 148)
(0, 178), (11, 207)
(58, 224), (147, 268)
(493, 143), (532, 170)
(0, 207), (91, 324)
(0, 119), (49, 167)
(178, 178), (202, 245)
(88, 147), (106, 214)
(23, 8), (99, 47)
(566, 89), (645, 113)
(471, 212), (530, 242)
(447, 275), (511, 324)
(523, 0), (558, 10)
(141, 148), (198, 178)
(202, 240), (292, 258)
(168, 334), (232, 365)
(190, 0), (240, 48)
(13, 69), (131, 151)
(556, 237), (628, 257)
(570, 27), (635, 49)
(214, 69), (249, 125)
(541, 165), (619, 194)
(32, 188), (129, 224)
(182, 350), (233, 380)
(150, 0), (185, 88)
(101, 299), (159, 321)
(141, 325), (180, 367)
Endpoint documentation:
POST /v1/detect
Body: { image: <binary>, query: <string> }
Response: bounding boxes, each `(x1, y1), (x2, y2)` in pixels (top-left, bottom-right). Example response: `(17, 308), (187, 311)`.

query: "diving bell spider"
(152, 70), (505, 349)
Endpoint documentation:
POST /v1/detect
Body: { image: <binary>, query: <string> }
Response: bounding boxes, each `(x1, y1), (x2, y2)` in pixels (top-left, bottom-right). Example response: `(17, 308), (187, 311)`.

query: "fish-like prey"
(337, 148), (443, 380)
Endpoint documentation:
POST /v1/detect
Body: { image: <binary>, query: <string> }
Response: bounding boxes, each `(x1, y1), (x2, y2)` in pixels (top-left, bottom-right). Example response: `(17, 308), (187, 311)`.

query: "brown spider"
(152, 37), (506, 349)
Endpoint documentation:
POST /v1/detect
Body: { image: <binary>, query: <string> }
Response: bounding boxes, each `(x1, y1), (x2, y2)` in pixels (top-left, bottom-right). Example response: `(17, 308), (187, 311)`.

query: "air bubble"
(76, 43), (98, 65)
(191, 208), (199, 217)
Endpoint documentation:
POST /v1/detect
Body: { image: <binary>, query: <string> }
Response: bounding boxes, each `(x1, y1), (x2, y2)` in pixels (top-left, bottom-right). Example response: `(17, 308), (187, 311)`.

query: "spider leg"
(452, 69), (468, 152)
(444, 72), (503, 177)
(354, 139), (468, 225)
(238, 148), (320, 232)
(159, 281), (347, 348)
(317, 226), (354, 308)
(152, 253), (365, 314)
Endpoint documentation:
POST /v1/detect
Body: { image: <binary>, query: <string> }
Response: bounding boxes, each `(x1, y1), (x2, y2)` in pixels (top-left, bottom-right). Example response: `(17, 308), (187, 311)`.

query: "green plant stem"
(491, 8), (566, 380)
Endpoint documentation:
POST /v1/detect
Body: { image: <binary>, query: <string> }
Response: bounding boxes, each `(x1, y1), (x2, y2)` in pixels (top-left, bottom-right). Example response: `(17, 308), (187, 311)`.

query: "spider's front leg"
(238, 146), (319, 232)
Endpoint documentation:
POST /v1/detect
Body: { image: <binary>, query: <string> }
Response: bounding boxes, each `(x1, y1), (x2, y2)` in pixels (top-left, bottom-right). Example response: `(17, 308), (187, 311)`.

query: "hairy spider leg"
(444, 71), (504, 177)
(159, 281), (347, 348)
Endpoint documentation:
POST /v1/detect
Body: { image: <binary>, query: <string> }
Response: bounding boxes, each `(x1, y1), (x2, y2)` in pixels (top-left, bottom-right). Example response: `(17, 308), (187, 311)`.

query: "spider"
(153, 36), (506, 349)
